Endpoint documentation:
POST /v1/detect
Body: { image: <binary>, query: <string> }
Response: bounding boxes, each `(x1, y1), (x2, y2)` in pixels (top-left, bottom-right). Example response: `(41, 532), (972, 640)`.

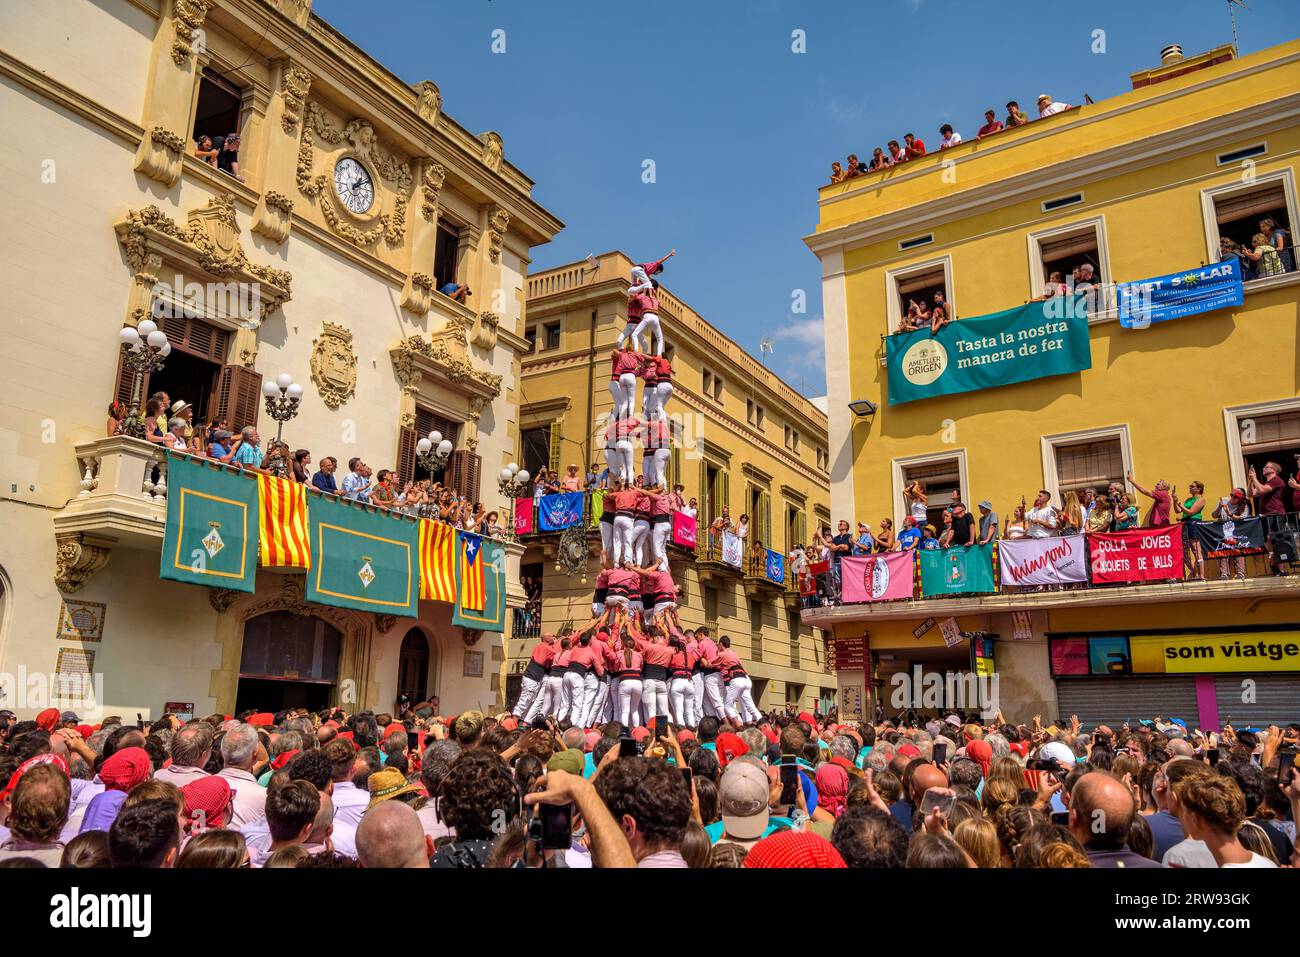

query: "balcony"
(56, 436), (170, 546)
(801, 522), (1300, 627)
(743, 553), (786, 599)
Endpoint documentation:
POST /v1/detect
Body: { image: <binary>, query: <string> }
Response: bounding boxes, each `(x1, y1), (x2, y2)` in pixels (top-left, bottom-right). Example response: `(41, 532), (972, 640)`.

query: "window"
(544, 322), (561, 350)
(703, 585), (719, 622)
(520, 426), (551, 482)
(1224, 400), (1300, 496)
(191, 67), (242, 149)
(1217, 143), (1267, 166)
(1041, 426), (1131, 506)
(893, 451), (968, 531)
(1027, 217), (1110, 312)
(747, 398), (754, 423)
(815, 448), (827, 471)
(785, 429), (800, 453)
(898, 234), (934, 251)
(702, 368), (723, 402)
(1202, 172), (1297, 278)
(886, 256), (952, 335)
(523, 326), (538, 352)
(1041, 192), (1084, 212)
(746, 400), (765, 428)
(756, 406), (765, 429)
(434, 222), (461, 291)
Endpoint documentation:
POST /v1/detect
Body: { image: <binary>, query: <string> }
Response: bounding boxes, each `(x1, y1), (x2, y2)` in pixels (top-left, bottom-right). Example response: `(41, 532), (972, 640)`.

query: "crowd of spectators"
(1218, 217), (1294, 278)
(0, 703), (1292, 870)
(829, 95), (1074, 184)
(109, 392), (499, 536)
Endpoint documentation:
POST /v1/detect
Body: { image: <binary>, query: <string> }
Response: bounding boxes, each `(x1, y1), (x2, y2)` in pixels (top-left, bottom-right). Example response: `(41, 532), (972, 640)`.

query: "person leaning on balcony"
(342, 457), (371, 501)
(938, 124), (963, 150)
(904, 132), (926, 159)
(1004, 502), (1029, 539)
(1126, 471), (1171, 527)
(1211, 488), (1251, 580)
(937, 508), (955, 548)
(895, 516), (921, 551)
(853, 522), (874, 555)
(1026, 491), (1058, 539)
(977, 501), (999, 544)
(311, 456), (339, 494)
(929, 291), (951, 335)
(919, 524), (941, 550)
(1058, 492), (1084, 535)
(874, 517), (897, 552)
(230, 427), (265, 470)
(867, 147), (890, 171)
(1242, 232), (1284, 277)
(1173, 481), (1207, 580)
(1004, 101), (1030, 128)
(163, 418), (189, 452)
(887, 140), (907, 165)
(828, 161), (845, 184)
(1036, 94), (1071, 118)
(976, 110), (1003, 138)
(107, 400), (128, 437)
(1259, 217), (1292, 271)
(1085, 493), (1113, 534)
(950, 501), (977, 547)
(142, 397), (169, 445)
(844, 154), (865, 179)
(562, 464), (582, 492)
(1112, 493), (1139, 531)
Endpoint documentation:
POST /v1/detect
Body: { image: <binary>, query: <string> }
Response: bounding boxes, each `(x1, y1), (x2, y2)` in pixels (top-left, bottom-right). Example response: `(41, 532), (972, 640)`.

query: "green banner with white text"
(161, 454), (259, 592)
(306, 494), (420, 617)
(885, 298), (1091, 405)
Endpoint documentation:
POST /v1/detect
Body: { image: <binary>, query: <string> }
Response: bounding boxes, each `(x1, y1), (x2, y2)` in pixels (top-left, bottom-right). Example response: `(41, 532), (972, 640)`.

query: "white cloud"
(768, 316), (826, 392)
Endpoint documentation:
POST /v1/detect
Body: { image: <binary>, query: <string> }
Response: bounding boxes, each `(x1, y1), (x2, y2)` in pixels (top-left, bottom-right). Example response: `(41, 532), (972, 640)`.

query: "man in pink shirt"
(694, 628), (726, 720)
(154, 723), (213, 789)
(1127, 471), (1172, 527)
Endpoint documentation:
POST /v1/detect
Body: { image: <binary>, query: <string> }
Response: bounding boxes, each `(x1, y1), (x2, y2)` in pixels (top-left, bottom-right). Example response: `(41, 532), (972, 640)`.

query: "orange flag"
(258, 473), (312, 569)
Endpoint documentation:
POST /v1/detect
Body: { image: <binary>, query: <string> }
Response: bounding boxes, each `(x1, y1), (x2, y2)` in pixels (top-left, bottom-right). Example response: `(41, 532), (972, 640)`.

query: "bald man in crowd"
(355, 800), (433, 868)
(1068, 770), (1160, 867)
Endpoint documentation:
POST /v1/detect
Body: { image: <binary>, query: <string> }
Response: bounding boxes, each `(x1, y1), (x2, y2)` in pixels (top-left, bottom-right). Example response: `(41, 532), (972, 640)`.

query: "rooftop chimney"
(1131, 43), (1234, 90)
(1160, 43), (1184, 65)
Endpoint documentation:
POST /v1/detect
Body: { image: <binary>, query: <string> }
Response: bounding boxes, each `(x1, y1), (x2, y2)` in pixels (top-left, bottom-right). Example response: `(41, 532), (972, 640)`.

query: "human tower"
(511, 252), (763, 733)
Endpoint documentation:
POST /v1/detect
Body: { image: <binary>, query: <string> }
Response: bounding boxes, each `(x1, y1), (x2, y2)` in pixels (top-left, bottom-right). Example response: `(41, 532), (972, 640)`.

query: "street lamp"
(496, 462), (530, 542)
(262, 373), (304, 442)
(416, 430), (454, 473)
(117, 321), (170, 439)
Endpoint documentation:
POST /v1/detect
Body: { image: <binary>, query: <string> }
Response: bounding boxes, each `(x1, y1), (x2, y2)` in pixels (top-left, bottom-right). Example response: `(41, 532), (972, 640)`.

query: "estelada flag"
(258, 473), (311, 569)
(458, 530), (486, 611)
(419, 519), (456, 602)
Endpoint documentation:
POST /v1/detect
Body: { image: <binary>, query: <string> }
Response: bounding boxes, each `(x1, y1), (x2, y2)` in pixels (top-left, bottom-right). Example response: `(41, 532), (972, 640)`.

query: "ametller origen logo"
(901, 339), (947, 386)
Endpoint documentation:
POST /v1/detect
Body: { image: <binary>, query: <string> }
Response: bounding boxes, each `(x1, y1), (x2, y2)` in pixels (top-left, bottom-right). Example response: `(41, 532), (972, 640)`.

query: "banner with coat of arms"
(306, 494), (419, 617)
(161, 454), (259, 592)
(720, 531), (743, 568)
(840, 552), (916, 602)
(917, 543), (997, 596)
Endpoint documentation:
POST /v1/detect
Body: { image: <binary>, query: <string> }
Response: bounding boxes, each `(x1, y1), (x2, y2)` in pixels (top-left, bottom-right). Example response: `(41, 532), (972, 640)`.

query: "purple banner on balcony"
(538, 492), (584, 531)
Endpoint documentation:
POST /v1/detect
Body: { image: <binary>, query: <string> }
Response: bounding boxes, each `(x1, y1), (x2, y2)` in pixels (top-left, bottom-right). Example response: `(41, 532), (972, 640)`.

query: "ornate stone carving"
(462, 628), (483, 647)
(134, 126), (188, 186)
(374, 614), (397, 634)
(471, 311), (500, 351)
(467, 395), (486, 422)
(171, 0), (212, 65)
(400, 271), (434, 317)
(486, 205), (510, 264)
(420, 162), (446, 223)
(279, 62), (312, 136)
(117, 196), (293, 325)
(310, 322), (357, 410)
(208, 588), (242, 613)
(55, 535), (112, 594)
(265, 190), (294, 215)
(413, 80), (442, 125)
(253, 190), (295, 244)
(391, 333), (503, 400)
(479, 131), (504, 173)
(296, 101), (411, 248)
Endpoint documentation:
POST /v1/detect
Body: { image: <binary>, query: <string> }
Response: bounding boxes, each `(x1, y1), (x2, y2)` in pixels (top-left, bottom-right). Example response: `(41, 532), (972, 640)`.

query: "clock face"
(333, 157), (374, 214)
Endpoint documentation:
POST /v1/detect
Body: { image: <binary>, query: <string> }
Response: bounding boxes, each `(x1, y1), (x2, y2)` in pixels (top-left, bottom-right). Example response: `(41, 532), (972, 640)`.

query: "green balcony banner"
(161, 453), (259, 592)
(885, 298), (1092, 405)
(306, 494), (420, 617)
(917, 543), (997, 597)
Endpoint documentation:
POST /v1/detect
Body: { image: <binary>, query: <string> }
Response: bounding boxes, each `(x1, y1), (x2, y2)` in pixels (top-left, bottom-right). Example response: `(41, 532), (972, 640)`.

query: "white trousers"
(632, 519), (651, 565)
(579, 672), (600, 727)
(612, 514), (635, 565)
(691, 673), (705, 715)
(669, 677), (695, 727)
(726, 675), (762, 723)
(616, 441), (635, 483)
(603, 677), (619, 723)
(532, 675), (563, 721)
(600, 518), (613, 563)
(642, 449), (671, 488)
(608, 379), (625, 419)
(513, 674), (542, 718)
(642, 677), (669, 724)
(702, 672), (727, 719)
(655, 381), (673, 415)
(652, 521), (672, 570)
(617, 321), (642, 352)
(618, 678), (643, 728)
(633, 313), (663, 355)
(560, 671), (584, 723)
(618, 373), (638, 418)
(603, 447), (620, 485)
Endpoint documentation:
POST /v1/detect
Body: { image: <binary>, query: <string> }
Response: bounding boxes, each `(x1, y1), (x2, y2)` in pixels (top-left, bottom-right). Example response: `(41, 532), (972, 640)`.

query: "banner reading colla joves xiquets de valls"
(885, 297), (1091, 405)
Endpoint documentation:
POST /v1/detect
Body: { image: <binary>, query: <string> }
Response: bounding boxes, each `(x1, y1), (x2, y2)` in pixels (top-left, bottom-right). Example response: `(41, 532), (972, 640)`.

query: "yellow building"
(505, 252), (837, 715)
(805, 41), (1300, 726)
(0, 0), (561, 720)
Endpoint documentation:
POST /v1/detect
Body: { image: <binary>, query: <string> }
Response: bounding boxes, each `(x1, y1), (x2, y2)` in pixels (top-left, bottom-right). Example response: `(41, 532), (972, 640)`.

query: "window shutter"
(214, 365), (263, 432)
(718, 469), (729, 520)
(447, 450), (482, 504)
(670, 444), (681, 489)
(698, 460), (708, 517)
(397, 426), (418, 487)
(548, 421), (563, 474)
(760, 491), (772, 548)
(795, 510), (806, 550)
(113, 350), (145, 411)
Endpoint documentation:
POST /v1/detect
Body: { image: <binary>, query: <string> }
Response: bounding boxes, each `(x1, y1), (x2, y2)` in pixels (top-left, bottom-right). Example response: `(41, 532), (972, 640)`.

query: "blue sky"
(314, 0), (1296, 396)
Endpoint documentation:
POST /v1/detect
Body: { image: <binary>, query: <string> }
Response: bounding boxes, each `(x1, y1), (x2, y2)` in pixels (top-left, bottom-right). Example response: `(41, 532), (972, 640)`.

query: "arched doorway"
(396, 628), (430, 707)
(237, 611), (342, 713)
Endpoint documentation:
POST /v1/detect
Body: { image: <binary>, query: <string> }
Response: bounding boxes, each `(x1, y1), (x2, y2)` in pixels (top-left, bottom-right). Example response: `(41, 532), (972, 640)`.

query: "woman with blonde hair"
(988, 755), (1027, 788)
(1003, 502), (1029, 540)
(1059, 491), (1084, 535)
(954, 817), (1002, 868)
(903, 480), (929, 526)
(980, 776), (1019, 817)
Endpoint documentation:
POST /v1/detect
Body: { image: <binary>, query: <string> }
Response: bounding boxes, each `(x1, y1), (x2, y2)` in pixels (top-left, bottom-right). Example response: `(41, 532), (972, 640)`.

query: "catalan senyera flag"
(458, 530), (486, 612)
(258, 474), (312, 569)
(419, 519), (456, 602)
